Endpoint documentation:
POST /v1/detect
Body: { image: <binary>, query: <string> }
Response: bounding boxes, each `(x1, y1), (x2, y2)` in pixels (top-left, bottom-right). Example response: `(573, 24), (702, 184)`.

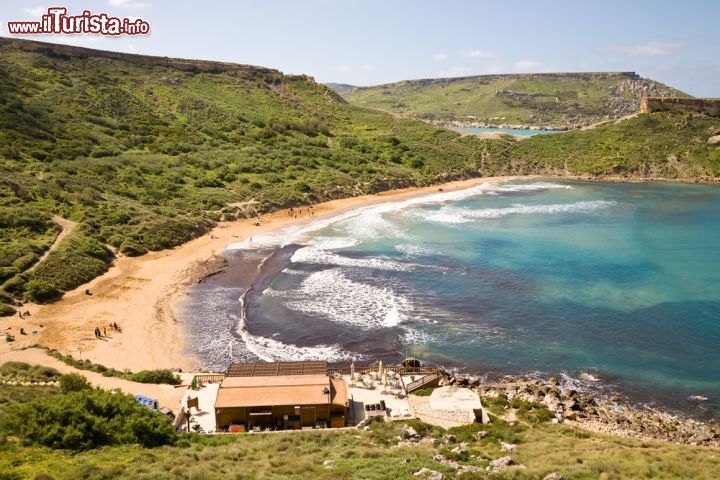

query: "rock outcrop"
(641, 97), (720, 116)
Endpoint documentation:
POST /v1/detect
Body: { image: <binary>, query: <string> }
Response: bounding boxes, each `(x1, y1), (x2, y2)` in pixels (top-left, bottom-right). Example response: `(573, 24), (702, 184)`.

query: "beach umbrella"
(378, 360), (383, 379)
(350, 361), (355, 386)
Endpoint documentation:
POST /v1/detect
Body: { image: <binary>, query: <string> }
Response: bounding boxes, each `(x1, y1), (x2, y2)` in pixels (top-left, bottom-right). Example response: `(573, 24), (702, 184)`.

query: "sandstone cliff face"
(640, 97), (720, 116)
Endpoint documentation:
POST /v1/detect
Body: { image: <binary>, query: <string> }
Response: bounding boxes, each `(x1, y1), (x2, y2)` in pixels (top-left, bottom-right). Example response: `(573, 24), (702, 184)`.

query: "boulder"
(501, 443), (516, 452)
(544, 474), (565, 480)
(473, 430), (489, 441)
(413, 467), (444, 480)
(323, 460), (335, 468)
(442, 434), (457, 444)
(708, 135), (720, 145)
(451, 443), (469, 455)
(404, 426), (420, 439)
(489, 456), (514, 472)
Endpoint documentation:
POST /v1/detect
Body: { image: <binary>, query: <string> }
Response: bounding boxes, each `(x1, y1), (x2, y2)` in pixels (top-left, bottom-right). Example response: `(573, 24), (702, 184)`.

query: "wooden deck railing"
(193, 374), (225, 385)
(404, 372), (442, 393)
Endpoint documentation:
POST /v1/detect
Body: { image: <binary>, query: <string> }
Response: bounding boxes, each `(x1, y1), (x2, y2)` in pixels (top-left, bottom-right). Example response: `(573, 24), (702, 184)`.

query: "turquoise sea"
(180, 179), (720, 415)
(450, 127), (562, 136)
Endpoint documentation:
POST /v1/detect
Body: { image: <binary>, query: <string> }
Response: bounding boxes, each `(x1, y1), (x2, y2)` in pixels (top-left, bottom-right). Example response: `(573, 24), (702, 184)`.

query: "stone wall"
(640, 97), (720, 116)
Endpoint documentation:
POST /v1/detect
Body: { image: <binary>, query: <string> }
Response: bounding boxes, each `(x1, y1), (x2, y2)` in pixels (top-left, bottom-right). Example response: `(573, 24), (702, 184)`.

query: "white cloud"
(466, 49), (495, 59)
(604, 42), (683, 56)
(433, 53), (448, 61)
(458, 49), (495, 59)
(359, 64), (375, 71)
(108, 0), (150, 8)
(514, 60), (543, 71)
(23, 6), (46, 17)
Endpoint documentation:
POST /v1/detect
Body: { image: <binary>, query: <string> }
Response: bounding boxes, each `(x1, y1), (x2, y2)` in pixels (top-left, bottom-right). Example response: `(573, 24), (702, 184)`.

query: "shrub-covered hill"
(0, 38), (496, 310)
(339, 72), (688, 128)
(0, 39), (718, 315)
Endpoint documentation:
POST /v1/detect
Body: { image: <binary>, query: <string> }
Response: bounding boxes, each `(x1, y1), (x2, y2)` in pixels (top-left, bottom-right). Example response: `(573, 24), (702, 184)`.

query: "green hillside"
(0, 38), (492, 311)
(340, 72), (688, 128)
(0, 39), (718, 316)
(1, 371), (719, 479)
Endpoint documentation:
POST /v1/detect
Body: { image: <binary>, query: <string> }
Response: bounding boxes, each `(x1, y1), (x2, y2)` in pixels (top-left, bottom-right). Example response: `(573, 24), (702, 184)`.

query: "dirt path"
(28, 216), (78, 272)
(581, 113), (639, 130)
(0, 347), (188, 411)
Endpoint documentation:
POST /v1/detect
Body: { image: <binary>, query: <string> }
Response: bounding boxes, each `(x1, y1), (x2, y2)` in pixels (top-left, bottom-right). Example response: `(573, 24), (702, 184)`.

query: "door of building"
(300, 407), (316, 427)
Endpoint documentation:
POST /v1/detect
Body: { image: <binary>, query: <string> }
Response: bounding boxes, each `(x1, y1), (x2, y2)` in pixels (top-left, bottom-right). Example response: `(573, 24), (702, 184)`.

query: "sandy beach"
(0, 176), (520, 372)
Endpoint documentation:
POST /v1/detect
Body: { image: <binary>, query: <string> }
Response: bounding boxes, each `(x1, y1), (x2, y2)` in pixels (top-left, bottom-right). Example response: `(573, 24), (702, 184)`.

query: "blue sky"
(3, 0), (720, 96)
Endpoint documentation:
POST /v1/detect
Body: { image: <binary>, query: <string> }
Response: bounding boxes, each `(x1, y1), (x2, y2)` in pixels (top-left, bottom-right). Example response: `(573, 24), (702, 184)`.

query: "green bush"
(1, 388), (176, 450)
(0, 303), (15, 317)
(119, 242), (148, 257)
(0, 362), (60, 383)
(23, 279), (61, 303)
(59, 373), (92, 393)
(125, 370), (181, 385)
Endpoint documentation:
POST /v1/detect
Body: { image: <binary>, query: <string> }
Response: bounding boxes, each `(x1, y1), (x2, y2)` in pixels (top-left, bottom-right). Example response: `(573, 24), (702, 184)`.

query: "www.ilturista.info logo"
(7, 7), (150, 36)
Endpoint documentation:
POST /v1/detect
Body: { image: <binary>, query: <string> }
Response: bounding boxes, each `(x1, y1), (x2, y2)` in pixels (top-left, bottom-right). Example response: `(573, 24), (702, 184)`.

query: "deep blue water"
(180, 179), (720, 414)
(451, 127), (562, 136)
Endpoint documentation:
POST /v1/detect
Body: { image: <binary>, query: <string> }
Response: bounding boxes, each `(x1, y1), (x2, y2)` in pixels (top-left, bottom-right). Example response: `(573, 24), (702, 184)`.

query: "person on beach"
(103, 326), (107, 337)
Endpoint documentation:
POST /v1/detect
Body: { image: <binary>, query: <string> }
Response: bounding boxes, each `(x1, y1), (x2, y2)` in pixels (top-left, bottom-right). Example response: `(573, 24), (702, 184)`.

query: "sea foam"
(278, 268), (410, 329)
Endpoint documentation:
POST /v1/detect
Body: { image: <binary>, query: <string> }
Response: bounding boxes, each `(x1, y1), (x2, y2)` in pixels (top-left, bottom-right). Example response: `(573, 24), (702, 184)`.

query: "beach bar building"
(214, 361), (349, 431)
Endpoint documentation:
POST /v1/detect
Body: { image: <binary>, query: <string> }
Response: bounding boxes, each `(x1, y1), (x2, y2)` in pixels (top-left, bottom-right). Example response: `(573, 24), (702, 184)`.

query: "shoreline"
(0, 175), (521, 372)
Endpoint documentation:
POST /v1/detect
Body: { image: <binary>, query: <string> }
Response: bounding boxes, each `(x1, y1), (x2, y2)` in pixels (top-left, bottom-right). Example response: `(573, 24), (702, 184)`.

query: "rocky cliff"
(641, 97), (720, 116)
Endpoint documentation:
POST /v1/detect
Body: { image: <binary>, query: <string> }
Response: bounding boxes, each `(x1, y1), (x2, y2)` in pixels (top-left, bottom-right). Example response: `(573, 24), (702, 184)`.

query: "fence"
(327, 365), (442, 377)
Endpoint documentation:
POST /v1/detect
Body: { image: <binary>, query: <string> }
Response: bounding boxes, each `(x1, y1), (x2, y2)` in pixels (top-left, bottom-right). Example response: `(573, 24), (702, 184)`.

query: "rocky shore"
(439, 374), (720, 447)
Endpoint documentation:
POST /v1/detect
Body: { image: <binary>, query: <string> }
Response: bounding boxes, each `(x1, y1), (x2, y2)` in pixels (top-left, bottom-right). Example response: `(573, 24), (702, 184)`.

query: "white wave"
(232, 334), (356, 363)
(226, 180), (574, 251)
(488, 181), (573, 193)
(290, 246), (413, 271)
(281, 269), (410, 329)
(308, 236), (359, 250)
(233, 287), (355, 362)
(417, 200), (615, 224)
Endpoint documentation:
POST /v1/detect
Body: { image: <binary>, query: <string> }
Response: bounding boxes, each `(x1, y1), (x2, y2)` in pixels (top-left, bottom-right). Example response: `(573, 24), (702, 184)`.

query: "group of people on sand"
(287, 206), (315, 219)
(17, 310), (31, 319)
(94, 322), (121, 339)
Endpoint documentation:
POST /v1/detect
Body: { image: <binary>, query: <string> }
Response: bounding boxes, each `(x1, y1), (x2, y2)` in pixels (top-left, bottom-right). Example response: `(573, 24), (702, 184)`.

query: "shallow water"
(178, 179), (720, 415)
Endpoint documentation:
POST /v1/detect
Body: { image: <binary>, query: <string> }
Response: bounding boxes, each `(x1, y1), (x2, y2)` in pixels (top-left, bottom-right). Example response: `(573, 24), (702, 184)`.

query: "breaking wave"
(417, 200), (616, 224)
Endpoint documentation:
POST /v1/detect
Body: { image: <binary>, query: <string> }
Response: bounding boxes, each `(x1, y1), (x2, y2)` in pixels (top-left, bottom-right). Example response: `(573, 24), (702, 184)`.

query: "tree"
(59, 373), (92, 393)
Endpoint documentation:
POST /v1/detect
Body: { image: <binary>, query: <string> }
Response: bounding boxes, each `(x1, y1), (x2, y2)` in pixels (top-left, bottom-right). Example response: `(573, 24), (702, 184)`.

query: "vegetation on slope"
(341, 72), (688, 127)
(36, 347), (181, 385)
(0, 40), (717, 317)
(0, 370), (176, 452)
(1, 379), (719, 479)
(0, 39), (492, 312)
(495, 113), (720, 179)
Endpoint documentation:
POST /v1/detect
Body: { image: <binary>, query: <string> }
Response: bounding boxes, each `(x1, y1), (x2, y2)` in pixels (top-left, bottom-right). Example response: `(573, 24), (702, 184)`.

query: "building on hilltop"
(214, 361), (349, 431)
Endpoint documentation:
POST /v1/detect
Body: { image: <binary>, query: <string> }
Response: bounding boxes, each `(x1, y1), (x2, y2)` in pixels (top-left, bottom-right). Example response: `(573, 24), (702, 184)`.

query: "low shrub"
(1, 385), (176, 450)
(0, 303), (15, 317)
(23, 279), (61, 303)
